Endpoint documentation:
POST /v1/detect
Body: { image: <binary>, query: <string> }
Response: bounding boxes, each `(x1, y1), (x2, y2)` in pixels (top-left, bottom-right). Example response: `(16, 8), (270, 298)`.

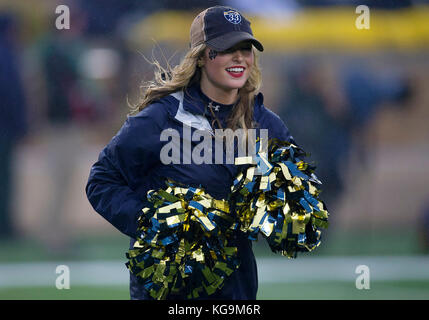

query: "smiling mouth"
(226, 66), (245, 78)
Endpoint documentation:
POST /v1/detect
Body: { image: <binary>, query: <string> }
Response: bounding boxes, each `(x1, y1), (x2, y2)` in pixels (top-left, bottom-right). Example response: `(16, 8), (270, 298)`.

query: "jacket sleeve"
(272, 115), (293, 142)
(254, 92), (295, 143)
(275, 118), (298, 146)
(85, 107), (164, 238)
(272, 117), (299, 146)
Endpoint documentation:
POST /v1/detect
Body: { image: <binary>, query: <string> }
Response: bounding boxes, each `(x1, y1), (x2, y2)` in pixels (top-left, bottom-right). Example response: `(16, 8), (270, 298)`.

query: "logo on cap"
(224, 10), (241, 24)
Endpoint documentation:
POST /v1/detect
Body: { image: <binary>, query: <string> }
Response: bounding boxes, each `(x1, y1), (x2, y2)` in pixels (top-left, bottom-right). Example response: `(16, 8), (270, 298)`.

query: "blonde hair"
(131, 44), (262, 131)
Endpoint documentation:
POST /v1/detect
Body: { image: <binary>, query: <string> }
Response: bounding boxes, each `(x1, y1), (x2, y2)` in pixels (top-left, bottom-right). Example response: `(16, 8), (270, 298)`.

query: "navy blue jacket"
(85, 84), (292, 299)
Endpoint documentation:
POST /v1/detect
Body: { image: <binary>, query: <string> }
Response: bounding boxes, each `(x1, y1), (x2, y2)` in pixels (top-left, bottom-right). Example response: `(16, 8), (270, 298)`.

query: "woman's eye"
(221, 46), (252, 54)
(220, 48), (234, 54)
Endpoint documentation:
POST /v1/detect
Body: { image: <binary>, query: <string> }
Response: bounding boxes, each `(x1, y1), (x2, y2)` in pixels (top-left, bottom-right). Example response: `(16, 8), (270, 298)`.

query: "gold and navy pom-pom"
(126, 138), (329, 299)
(230, 138), (329, 258)
(126, 180), (240, 300)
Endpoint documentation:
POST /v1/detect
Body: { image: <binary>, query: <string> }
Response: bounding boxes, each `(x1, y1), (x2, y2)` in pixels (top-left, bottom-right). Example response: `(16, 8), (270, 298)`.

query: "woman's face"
(200, 41), (254, 99)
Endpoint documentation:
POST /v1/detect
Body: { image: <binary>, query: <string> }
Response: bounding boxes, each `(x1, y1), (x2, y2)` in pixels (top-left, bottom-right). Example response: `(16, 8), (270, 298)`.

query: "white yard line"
(257, 256), (429, 283)
(1, 256), (429, 288)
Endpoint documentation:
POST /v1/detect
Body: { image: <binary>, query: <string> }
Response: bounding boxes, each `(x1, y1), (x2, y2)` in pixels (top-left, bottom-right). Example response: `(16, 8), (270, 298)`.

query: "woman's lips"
(226, 66), (245, 78)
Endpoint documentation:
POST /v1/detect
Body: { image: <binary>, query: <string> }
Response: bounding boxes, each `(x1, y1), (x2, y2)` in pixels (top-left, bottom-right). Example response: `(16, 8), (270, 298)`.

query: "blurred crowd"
(278, 59), (413, 207)
(0, 0), (428, 253)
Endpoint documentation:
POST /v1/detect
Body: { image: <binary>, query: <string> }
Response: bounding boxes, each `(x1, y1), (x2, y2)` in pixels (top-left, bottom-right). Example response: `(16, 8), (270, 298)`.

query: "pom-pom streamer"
(126, 138), (329, 299)
(126, 181), (240, 300)
(230, 138), (329, 258)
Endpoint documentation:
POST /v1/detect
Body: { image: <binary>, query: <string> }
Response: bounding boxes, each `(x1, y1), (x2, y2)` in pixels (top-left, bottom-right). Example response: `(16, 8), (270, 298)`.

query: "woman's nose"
(232, 50), (244, 62)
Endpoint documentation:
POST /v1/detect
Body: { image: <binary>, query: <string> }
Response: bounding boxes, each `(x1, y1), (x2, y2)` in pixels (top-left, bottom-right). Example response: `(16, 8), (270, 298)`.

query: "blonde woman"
(86, 6), (293, 300)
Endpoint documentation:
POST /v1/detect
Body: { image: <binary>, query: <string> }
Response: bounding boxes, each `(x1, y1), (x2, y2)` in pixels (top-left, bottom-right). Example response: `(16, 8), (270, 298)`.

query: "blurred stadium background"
(1, 0), (429, 300)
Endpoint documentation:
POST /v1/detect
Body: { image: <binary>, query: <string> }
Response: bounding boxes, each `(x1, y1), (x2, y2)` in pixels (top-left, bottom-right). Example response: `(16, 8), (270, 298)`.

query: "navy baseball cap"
(190, 6), (264, 52)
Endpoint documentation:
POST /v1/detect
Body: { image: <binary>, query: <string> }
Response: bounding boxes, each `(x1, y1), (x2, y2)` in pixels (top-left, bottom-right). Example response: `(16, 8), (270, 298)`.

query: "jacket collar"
(175, 84), (266, 128)
(183, 84), (237, 119)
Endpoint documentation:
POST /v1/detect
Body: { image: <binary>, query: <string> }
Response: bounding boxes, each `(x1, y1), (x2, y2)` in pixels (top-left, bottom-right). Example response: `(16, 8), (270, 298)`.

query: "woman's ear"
(197, 49), (207, 68)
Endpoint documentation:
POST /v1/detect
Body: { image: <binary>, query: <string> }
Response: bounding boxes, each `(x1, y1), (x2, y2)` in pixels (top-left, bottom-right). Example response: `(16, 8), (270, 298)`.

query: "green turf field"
(1, 229), (429, 300)
(1, 280), (429, 300)
(0, 228), (424, 263)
